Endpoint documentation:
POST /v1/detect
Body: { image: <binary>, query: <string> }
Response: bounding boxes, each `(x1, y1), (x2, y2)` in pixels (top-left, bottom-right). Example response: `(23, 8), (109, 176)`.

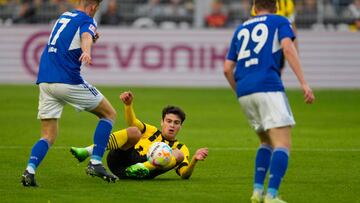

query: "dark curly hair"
(162, 106), (186, 124)
(254, 0), (277, 13)
(84, 0), (102, 6)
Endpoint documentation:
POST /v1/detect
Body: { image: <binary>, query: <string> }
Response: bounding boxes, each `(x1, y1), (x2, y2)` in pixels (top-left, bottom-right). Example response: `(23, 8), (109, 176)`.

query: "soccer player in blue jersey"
(251, 0), (299, 73)
(21, 0), (117, 187)
(223, 0), (315, 203)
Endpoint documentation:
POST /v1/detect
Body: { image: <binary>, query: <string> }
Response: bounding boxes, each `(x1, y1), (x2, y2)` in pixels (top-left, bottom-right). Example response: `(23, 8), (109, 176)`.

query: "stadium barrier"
(0, 26), (359, 88)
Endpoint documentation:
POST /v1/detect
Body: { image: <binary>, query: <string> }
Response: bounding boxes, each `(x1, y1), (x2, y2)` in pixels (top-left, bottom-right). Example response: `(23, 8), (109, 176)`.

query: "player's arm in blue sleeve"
(278, 20), (296, 42)
(224, 29), (238, 93)
(79, 21), (97, 65)
(226, 28), (239, 62)
(279, 22), (315, 104)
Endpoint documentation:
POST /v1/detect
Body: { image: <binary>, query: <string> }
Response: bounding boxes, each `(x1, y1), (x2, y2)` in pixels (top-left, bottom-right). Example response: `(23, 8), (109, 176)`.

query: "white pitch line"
(0, 146), (359, 152)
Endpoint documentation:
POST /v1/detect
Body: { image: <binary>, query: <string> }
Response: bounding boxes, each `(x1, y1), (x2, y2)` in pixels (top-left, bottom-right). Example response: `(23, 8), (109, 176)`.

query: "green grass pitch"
(0, 85), (359, 202)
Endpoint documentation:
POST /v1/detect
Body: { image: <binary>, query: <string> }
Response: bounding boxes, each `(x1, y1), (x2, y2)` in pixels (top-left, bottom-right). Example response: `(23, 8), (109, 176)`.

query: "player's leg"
(265, 126), (291, 202)
(22, 83), (64, 187)
(238, 94), (270, 202)
(117, 127), (142, 150)
(259, 92), (294, 202)
(107, 147), (148, 179)
(252, 92), (294, 202)
(251, 131), (273, 203)
(106, 149), (129, 179)
(89, 97), (117, 164)
(126, 149), (184, 179)
(70, 127), (141, 162)
(85, 97), (117, 182)
(22, 119), (57, 187)
(60, 82), (117, 182)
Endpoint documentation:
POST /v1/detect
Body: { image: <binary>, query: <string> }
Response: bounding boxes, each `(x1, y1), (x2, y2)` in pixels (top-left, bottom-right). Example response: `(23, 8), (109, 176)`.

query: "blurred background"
(0, 0), (359, 31)
(0, 0), (359, 88)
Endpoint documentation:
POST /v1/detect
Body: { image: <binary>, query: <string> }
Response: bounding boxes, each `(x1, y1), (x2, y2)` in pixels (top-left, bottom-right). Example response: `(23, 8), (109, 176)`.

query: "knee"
(41, 136), (55, 146)
(126, 127), (141, 145)
(102, 108), (117, 123)
(271, 139), (291, 149)
(274, 143), (291, 150)
(107, 107), (117, 122)
(40, 122), (57, 145)
(93, 99), (117, 122)
(172, 149), (184, 164)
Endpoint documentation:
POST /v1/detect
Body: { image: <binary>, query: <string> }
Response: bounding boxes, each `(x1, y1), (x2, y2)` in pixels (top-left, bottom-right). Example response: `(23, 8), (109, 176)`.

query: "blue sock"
(26, 138), (50, 174)
(254, 144), (273, 192)
(267, 148), (289, 198)
(91, 118), (113, 162)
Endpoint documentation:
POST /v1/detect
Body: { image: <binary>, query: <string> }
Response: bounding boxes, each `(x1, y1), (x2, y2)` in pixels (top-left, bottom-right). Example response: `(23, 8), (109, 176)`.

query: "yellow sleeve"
(124, 104), (146, 133)
(251, 6), (256, 17)
(283, 0), (295, 23)
(175, 145), (190, 177)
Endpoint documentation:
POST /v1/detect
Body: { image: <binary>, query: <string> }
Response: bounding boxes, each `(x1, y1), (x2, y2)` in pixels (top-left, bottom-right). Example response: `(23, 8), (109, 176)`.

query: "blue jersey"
(36, 10), (97, 84)
(226, 14), (295, 97)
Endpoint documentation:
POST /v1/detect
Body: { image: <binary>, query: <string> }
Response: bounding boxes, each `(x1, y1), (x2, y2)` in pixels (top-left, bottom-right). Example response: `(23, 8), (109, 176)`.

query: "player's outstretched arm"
(79, 32), (94, 65)
(223, 60), (237, 93)
(120, 91), (133, 105)
(119, 91), (145, 131)
(179, 148), (208, 179)
(281, 38), (315, 104)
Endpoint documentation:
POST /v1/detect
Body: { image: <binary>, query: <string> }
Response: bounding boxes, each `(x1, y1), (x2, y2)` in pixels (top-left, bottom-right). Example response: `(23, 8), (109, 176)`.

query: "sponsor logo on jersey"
(89, 24), (96, 35)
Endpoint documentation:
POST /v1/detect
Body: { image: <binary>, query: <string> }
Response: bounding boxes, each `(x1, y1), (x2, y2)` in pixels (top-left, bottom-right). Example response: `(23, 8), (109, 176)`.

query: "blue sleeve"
(278, 20), (295, 42)
(226, 29), (238, 61)
(80, 18), (97, 37)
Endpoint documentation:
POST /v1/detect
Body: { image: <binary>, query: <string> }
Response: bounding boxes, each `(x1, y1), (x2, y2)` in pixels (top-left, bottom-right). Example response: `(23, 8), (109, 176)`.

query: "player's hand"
(194, 148), (208, 161)
(93, 31), (100, 43)
(120, 91), (133, 105)
(301, 83), (315, 104)
(79, 52), (92, 65)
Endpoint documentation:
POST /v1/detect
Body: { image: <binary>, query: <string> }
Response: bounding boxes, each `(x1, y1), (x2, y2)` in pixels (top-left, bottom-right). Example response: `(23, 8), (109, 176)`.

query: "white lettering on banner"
(1, 27), (358, 87)
(20, 30), (229, 87)
(89, 43), (228, 71)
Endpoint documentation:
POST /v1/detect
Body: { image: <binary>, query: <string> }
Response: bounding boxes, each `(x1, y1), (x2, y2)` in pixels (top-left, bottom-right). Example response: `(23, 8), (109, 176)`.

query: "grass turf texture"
(0, 85), (359, 202)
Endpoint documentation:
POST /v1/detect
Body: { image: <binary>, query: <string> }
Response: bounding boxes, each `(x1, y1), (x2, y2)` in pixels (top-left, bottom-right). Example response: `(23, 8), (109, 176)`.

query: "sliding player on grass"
(71, 91), (208, 179)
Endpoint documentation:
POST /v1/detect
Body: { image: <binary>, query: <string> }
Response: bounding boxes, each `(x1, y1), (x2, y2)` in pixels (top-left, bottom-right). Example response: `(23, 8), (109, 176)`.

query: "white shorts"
(238, 92), (295, 133)
(38, 82), (104, 119)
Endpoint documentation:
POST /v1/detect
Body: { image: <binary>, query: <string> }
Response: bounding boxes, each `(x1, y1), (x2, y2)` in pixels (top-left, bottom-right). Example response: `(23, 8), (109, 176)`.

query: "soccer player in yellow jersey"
(70, 91), (208, 179)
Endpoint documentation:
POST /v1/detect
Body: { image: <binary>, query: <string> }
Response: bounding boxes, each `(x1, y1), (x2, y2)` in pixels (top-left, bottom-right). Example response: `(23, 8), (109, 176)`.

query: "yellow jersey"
(124, 104), (190, 176)
(134, 122), (190, 175)
(251, 0), (295, 23)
